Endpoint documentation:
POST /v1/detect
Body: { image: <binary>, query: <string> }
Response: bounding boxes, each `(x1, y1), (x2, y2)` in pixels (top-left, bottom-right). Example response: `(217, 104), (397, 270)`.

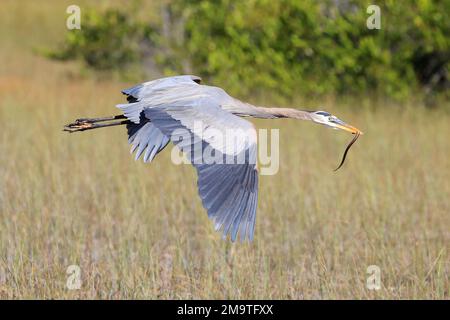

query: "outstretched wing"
(121, 74), (201, 103)
(118, 75), (201, 162)
(117, 75), (201, 124)
(145, 102), (259, 242)
(126, 121), (170, 163)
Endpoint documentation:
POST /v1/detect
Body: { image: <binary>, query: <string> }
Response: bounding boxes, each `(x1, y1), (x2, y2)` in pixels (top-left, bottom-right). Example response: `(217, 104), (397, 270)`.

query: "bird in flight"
(64, 75), (362, 242)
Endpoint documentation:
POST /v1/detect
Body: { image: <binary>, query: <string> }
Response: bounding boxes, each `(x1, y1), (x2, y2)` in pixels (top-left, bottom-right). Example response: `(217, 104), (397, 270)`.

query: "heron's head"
(310, 111), (363, 134)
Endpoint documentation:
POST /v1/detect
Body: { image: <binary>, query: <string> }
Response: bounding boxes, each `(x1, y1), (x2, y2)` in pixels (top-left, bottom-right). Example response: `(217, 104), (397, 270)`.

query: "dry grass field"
(0, 1), (448, 299)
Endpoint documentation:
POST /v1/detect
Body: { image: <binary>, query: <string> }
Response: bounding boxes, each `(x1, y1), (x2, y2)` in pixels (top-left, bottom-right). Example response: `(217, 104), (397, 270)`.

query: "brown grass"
(0, 0), (448, 299)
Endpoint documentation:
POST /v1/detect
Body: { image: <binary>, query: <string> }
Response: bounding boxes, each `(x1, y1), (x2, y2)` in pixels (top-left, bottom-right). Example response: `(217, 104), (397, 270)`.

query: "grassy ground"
(0, 1), (448, 299)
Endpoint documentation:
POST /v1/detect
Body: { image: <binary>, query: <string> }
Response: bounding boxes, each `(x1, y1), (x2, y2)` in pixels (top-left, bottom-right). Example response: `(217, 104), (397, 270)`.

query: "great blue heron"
(64, 75), (362, 242)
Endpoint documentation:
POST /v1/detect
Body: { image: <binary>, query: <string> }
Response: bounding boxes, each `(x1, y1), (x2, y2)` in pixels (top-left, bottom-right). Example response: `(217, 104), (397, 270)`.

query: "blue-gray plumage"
(64, 75), (362, 242)
(127, 121), (169, 162)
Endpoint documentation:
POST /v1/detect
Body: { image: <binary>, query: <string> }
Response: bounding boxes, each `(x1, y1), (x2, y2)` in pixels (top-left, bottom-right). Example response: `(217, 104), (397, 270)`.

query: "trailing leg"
(64, 115), (130, 132)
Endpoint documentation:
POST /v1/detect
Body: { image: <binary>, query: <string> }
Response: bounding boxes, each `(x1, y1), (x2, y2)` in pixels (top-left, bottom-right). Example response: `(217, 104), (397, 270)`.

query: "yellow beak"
(335, 123), (363, 135)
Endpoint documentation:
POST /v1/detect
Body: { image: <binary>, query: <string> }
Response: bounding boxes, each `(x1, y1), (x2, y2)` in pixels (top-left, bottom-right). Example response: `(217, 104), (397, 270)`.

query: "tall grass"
(0, 1), (448, 299)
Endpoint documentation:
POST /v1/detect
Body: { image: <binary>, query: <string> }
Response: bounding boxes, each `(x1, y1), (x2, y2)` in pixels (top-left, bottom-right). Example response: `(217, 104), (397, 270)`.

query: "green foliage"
(178, 0), (449, 102)
(47, 7), (147, 71)
(47, 0), (449, 103)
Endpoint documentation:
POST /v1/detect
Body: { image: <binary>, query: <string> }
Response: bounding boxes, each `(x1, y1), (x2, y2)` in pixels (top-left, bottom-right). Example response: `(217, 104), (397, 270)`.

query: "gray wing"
(122, 75), (201, 102)
(145, 102), (259, 242)
(118, 75), (201, 123)
(127, 121), (170, 163)
(119, 75), (201, 162)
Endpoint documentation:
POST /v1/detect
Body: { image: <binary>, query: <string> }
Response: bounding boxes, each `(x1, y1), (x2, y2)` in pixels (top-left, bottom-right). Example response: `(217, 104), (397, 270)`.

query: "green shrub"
(47, 7), (147, 71)
(178, 0), (448, 102)
(46, 0), (449, 104)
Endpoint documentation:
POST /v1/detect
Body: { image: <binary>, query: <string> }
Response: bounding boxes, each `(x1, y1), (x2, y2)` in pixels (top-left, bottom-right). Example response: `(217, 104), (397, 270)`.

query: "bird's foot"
(63, 119), (94, 132)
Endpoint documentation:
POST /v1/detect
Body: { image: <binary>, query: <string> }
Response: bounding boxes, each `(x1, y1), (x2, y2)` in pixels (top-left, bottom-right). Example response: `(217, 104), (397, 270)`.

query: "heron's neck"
(228, 99), (313, 120)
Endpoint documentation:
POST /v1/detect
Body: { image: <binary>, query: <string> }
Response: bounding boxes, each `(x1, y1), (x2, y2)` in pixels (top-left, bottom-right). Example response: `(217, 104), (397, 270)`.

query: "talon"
(63, 121), (94, 132)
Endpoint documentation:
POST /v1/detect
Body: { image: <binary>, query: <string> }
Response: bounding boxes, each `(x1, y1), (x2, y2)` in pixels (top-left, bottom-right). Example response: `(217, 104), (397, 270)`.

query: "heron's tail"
(64, 115), (130, 132)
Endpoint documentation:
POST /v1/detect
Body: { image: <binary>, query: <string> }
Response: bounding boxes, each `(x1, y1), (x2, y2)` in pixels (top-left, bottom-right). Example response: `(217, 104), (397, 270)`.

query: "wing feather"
(126, 122), (170, 163)
(144, 102), (259, 242)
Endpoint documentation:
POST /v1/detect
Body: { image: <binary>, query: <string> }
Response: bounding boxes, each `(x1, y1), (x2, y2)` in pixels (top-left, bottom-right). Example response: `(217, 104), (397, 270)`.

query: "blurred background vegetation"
(46, 0), (449, 106)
